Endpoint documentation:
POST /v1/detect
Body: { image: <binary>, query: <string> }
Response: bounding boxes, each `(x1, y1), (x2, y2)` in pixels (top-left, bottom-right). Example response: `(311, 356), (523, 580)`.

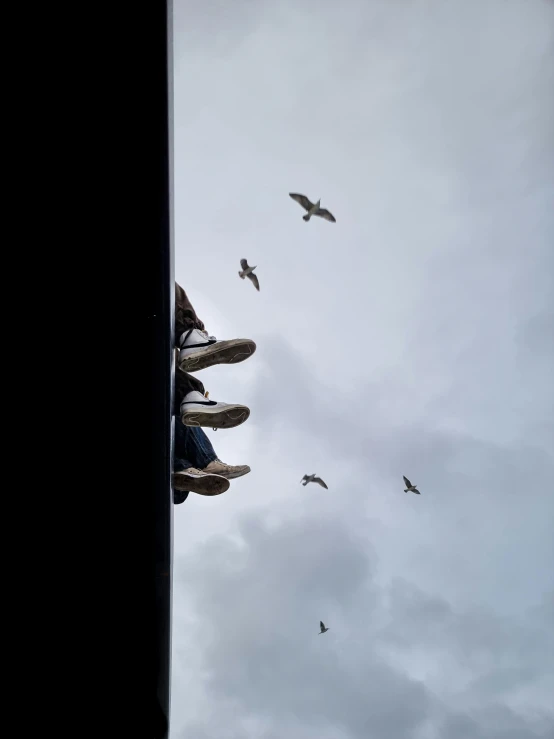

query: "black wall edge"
(151, 0), (175, 736)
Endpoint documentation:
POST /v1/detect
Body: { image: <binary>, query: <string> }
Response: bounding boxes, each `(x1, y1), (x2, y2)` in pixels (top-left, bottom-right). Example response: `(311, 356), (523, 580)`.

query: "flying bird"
(403, 476), (420, 495)
(319, 621), (330, 634)
(238, 259), (260, 291)
(301, 474), (328, 489)
(289, 193), (336, 223)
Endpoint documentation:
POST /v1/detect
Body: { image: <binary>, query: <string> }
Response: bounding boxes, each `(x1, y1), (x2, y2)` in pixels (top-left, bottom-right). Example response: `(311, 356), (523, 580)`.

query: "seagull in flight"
(319, 621), (330, 634)
(403, 476), (420, 495)
(238, 259), (260, 291)
(301, 474), (328, 489)
(289, 193), (336, 223)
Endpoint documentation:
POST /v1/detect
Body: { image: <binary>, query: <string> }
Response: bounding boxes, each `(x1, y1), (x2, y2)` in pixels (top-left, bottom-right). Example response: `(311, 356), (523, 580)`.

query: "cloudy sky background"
(170, 1), (554, 736)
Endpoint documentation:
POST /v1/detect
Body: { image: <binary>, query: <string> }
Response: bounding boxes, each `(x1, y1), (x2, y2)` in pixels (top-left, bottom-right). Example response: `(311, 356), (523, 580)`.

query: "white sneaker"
(202, 459), (251, 480)
(180, 390), (250, 430)
(172, 468), (230, 496)
(179, 328), (256, 373)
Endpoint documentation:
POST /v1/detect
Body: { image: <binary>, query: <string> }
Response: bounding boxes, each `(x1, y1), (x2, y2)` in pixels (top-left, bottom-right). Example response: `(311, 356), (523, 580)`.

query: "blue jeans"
(173, 417), (218, 504)
(174, 417), (218, 472)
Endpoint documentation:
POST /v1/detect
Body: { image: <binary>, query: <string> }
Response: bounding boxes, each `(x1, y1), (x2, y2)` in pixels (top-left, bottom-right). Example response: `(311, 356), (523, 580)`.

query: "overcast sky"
(170, 1), (554, 737)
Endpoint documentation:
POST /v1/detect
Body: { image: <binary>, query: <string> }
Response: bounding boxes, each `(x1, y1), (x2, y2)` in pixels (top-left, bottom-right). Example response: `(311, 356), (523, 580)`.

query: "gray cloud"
(175, 515), (433, 738)
(438, 705), (553, 739)
(246, 335), (554, 613)
(173, 510), (553, 737)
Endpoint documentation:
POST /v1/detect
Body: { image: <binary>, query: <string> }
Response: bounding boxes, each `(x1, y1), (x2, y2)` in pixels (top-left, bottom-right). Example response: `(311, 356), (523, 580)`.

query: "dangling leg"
(188, 425), (251, 480)
(172, 416), (230, 502)
(175, 282), (257, 373)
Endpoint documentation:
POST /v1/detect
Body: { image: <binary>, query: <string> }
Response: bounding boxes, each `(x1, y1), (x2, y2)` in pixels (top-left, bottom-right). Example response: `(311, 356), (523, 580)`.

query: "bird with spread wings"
(239, 259), (260, 291)
(301, 474), (328, 489)
(403, 476), (420, 494)
(289, 193), (336, 222)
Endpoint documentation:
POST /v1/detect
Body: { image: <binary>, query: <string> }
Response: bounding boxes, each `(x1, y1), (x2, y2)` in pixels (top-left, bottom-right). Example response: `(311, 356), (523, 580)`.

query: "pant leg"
(175, 282), (205, 345)
(173, 415), (193, 505)
(184, 424), (218, 469)
(173, 415), (194, 473)
(173, 419), (218, 505)
(174, 416), (218, 472)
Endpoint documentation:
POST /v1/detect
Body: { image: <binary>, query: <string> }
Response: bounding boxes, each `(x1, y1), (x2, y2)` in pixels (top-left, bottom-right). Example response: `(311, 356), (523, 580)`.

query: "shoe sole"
(172, 472), (230, 496)
(179, 339), (256, 373)
(180, 405), (250, 430)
